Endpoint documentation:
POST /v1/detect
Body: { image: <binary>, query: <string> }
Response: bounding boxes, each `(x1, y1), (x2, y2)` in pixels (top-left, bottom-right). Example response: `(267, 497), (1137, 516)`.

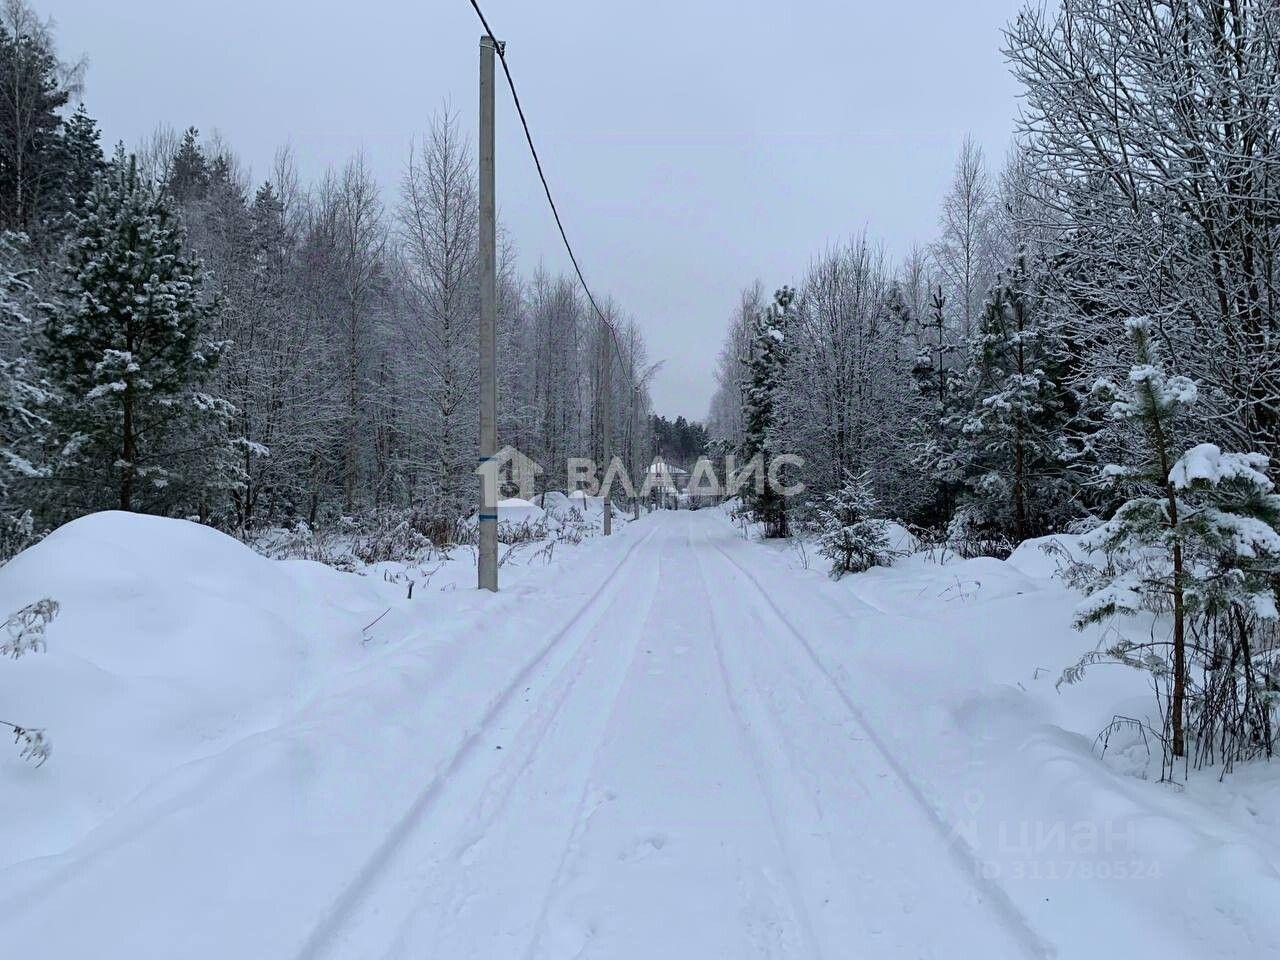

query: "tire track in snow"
(688, 527), (827, 960)
(291, 525), (662, 960)
(706, 529), (1055, 960)
(513, 544), (664, 960)
(385, 526), (663, 959)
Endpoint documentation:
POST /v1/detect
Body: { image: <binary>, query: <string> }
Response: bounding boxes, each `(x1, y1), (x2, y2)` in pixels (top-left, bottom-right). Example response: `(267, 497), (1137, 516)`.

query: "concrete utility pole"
(630, 372), (641, 522)
(477, 34), (499, 591)
(601, 327), (612, 535)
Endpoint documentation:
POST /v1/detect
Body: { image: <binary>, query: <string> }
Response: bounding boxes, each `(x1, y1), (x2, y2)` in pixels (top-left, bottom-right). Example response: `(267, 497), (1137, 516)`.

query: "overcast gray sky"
(45, 0), (1025, 419)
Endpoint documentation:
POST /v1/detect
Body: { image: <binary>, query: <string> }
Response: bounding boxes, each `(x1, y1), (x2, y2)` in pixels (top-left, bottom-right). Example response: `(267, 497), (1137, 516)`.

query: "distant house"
(646, 457), (691, 508)
(646, 457), (688, 491)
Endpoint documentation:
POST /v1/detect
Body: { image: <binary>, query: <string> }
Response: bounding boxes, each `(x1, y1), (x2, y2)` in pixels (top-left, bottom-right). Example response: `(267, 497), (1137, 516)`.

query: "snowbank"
(538, 490), (572, 512)
(460, 497), (547, 527)
(566, 489), (603, 511)
(539, 490), (624, 527)
(1005, 532), (1089, 579)
(496, 497), (545, 525)
(0, 511), (397, 867)
(881, 519), (917, 554)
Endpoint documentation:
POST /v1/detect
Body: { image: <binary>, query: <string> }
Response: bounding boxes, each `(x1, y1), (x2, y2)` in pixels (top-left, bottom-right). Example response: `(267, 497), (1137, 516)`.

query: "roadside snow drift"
(0, 511), (396, 867)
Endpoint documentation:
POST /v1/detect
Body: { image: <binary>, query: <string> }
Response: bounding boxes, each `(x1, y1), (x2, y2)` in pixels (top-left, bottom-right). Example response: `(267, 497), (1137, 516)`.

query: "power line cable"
(466, 0), (628, 362)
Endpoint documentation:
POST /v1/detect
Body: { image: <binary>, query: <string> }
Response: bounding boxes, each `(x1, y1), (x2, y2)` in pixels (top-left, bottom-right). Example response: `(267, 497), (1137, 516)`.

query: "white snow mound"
(497, 497), (546, 524)
(0, 510), (393, 867)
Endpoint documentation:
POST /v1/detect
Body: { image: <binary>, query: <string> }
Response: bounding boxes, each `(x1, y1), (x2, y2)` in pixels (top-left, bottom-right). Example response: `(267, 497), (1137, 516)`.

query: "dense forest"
(0, 0), (658, 560)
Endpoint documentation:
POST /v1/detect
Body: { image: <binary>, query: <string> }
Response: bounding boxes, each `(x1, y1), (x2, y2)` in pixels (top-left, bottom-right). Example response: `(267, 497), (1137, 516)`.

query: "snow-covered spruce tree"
(54, 104), (104, 216)
(948, 260), (1073, 549)
(908, 285), (963, 528)
(817, 469), (894, 578)
(741, 286), (794, 538)
(166, 126), (210, 206)
(1064, 317), (1280, 764)
(42, 149), (237, 519)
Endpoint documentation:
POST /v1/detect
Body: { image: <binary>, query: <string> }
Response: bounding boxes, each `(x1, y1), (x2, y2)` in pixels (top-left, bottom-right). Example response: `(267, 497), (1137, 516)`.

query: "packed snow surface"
(0, 509), (1277, 958)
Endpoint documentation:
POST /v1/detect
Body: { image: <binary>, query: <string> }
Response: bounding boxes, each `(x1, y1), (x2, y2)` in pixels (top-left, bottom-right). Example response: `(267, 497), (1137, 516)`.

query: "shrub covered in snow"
(946, 503), (1015, 560)
(2, 597), (57, 658)
(2, 597), (58, 765)
(249, 507), (465, 571)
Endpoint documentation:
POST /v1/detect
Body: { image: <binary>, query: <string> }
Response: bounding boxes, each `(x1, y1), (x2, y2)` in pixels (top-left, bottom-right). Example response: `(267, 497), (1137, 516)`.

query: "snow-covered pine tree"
(42, 148), (237, 519)
(1063, 317), (1280, 762)
(816, 469), (894, 578)
(948, 259), (1072, 547)
(1165, 444), (1280, 765)
(1066, 317), (1196, 757)
(741, 286), (793, 538)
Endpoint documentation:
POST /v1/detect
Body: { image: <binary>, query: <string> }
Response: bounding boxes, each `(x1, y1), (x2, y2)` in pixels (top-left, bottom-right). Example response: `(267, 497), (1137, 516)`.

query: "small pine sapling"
(1063, 317), (1280, 765)
(816, 470), (895, 579)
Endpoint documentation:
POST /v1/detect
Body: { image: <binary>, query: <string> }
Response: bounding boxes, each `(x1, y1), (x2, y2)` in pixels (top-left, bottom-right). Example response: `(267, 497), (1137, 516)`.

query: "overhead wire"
(465, 0), (631, 368)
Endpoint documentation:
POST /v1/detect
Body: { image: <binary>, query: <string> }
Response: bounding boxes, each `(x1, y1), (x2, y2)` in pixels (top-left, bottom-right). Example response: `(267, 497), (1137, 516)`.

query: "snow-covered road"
(294, 511), (1044, 960)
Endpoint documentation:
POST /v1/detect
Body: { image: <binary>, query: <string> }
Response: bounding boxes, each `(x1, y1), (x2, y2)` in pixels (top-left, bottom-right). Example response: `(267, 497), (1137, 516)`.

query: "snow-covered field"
(0, 507), (1277, 957)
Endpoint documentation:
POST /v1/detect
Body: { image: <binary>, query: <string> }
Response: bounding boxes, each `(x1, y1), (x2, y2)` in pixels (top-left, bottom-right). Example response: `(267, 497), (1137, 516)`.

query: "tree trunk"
(120, 385), (135, 511)
(1014, 440), (1026, 542)
(1171, 534), (1187, 758)
(1162, 461), (1186, 758)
